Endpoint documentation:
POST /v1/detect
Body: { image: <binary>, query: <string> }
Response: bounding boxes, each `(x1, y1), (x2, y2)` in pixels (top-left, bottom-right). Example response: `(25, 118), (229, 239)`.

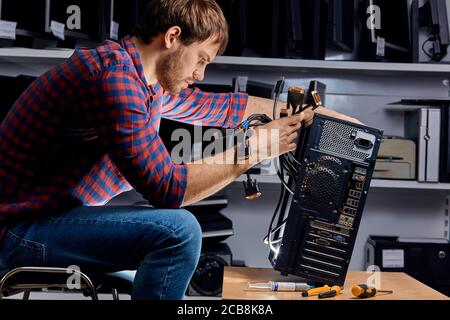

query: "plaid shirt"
(0, 36), (247, 240)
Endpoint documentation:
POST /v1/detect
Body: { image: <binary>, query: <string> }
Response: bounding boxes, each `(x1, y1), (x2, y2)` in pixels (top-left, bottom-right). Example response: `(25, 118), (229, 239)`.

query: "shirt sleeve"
(81, 64), (187, 208)
(161, 87), (248, 128)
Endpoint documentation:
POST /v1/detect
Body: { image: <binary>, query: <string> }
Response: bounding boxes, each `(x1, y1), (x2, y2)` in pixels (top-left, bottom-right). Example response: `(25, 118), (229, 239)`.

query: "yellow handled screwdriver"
(301, 285), (331, 297)
(351, 284), (393, 298)
(318, 285), (343, 299)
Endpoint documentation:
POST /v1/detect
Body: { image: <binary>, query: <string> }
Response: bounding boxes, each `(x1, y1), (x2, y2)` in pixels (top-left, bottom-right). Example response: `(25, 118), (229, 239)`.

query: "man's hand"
(249, 113), (304, 163)
(245, 95), (363, 126)
(303, 106), (363, 126)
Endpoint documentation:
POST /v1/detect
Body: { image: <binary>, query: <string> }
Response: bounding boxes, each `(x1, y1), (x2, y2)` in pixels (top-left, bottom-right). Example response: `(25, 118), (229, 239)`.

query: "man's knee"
(170, 209), (202, 259)
(171, 209), (202, 246)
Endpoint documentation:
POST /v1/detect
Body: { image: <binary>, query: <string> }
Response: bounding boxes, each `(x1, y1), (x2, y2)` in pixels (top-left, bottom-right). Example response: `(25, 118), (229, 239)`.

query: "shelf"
(1, 47), (450, 74)
(236, 174), (450, 191)
(213, 56), (450, 74)
(369, 179), (450, 190)
(0, 47), (73, 61)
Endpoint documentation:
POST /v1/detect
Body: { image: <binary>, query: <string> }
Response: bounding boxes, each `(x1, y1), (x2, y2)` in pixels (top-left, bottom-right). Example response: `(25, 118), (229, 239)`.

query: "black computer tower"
(269, 114), (383, 286)
(366, 236), (450, 296)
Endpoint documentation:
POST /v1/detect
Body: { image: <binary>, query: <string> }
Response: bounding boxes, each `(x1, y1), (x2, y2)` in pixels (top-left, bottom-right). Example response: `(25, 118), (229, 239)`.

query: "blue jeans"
(0, 205), (202, 300)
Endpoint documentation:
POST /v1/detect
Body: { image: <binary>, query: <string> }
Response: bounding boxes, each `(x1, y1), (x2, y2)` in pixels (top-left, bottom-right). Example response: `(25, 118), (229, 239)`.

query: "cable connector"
(287, 86), (305, 114)
(274, 78), (285, 95)
(310, 90), (323, 109)
(243, 172), (261, 200)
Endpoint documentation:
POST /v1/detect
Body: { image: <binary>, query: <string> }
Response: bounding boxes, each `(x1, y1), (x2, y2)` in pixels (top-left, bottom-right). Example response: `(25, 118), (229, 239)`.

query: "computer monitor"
(284, 0), (328, 60)
(285, 0), (303, 56)
(215, 0), (247, 56)
(110, 0), (146, 40)
(240, 0), (283, 58)
(358, 0), (412, 62)
(0, 0), (48, 36)
(422, 0), (450, 61)
(327, 0), (355, 52)
(411, 0), (420, 63)
(48, 0), (107, 45)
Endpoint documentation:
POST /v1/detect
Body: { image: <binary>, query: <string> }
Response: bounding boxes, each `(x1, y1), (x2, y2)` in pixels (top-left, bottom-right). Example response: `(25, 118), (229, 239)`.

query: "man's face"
(156, 37), (220, 94)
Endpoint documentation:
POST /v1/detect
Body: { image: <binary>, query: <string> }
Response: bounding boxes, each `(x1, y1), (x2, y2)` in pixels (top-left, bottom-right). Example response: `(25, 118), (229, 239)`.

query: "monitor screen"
(48, 0), (105, 40)
(112, 0), (146, 40)
(285, 0), (328, 60)
(358, 0), (412, 62)
(216, 0), (247, 56)
(242, 0), (283, 58)
(424, 0), (450, 61)
(328, 0), (355, 52)
(0, 0), (47, 33)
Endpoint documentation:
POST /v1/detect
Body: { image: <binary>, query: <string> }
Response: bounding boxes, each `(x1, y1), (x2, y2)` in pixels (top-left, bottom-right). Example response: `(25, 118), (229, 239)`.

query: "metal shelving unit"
(0, 47), (73, 62)
(213, 56), (450, 74)
(2, 48), (450, 74)
(1, 46), (449, 270)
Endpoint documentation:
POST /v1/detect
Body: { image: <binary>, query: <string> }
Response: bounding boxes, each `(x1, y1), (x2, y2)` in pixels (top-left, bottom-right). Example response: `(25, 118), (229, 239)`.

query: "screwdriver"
(351, 284), (393, 298)
(301, 285), (331, 297)
(318, 285), (342, 299)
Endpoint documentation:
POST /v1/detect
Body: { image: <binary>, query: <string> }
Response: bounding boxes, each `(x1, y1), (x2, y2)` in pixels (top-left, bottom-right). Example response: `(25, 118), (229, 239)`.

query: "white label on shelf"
(50, 20), (65, 40)
(110, 21), (119, 40)
(0, 20), (17, 40)
(382, 249), (404, 268)
(376, 36), (385, 57)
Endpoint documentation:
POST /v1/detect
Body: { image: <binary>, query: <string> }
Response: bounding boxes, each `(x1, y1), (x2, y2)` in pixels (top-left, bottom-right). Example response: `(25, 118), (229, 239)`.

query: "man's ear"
(164, 26), (182, 49)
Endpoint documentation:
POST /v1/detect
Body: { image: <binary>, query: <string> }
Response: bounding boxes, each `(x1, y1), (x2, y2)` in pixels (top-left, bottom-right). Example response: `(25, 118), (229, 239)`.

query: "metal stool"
(0, 266), (133, 300)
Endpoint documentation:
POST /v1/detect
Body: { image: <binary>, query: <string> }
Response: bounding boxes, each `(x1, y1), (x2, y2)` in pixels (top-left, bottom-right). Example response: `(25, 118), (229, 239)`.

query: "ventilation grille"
(300, 156), (344, 207)
(319, 121), (369, 161)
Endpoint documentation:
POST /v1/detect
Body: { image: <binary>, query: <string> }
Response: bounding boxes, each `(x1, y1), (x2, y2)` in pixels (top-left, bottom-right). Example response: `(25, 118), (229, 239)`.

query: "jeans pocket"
(0, 230), (45, 269)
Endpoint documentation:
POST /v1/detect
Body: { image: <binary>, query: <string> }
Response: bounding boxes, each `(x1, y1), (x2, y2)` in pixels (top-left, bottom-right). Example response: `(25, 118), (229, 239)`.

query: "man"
(0, 0), (359, 299)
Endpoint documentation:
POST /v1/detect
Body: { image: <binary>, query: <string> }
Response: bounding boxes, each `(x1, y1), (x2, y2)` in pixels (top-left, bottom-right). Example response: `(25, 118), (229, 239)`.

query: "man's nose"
(193, 69), (205, 82)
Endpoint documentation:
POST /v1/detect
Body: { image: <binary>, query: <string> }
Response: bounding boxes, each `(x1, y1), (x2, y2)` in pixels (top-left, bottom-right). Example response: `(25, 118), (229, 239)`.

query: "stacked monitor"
(0, 0), (51, 47)
(0, 0), (449, 62)
(358, 0), (412, 62)
(0, 0), (47, 35)
(48, 0), (109, 47)
(110, 0), (147, 41)
(422, 0), (450, 61)
(224, 0), (357, 60)
(329, 0), (355, 52)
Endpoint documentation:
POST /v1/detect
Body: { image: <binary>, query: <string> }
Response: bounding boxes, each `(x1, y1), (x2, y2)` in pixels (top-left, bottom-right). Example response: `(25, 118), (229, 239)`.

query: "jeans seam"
(6, 230), (46, 265)
(159, 230), (178, 300)
(45, 217), (178, 234)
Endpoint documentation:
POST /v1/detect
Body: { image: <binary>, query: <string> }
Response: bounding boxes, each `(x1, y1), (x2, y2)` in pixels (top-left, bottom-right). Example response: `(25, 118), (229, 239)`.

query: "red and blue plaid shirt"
(0, 36), (247, 240)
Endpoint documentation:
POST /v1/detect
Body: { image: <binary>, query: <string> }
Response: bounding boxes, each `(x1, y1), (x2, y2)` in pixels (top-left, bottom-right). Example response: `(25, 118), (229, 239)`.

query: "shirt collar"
(121, 35), (151, 90)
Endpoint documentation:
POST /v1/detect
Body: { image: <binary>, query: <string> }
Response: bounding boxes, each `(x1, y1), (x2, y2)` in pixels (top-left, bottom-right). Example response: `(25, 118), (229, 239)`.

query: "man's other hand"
(249, 113), (304, 162)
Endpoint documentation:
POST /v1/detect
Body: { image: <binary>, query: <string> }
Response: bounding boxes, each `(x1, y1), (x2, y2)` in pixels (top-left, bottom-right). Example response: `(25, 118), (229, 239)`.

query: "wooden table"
(222, 267), (449, 300)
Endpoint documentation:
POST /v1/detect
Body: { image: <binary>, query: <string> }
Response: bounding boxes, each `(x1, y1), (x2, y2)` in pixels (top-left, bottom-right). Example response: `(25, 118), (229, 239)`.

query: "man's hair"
(131, 0), (229, 55)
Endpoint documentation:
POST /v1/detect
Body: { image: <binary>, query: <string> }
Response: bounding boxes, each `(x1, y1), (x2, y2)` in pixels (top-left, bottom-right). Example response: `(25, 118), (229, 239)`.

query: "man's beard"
(156, 47), (186, 94)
